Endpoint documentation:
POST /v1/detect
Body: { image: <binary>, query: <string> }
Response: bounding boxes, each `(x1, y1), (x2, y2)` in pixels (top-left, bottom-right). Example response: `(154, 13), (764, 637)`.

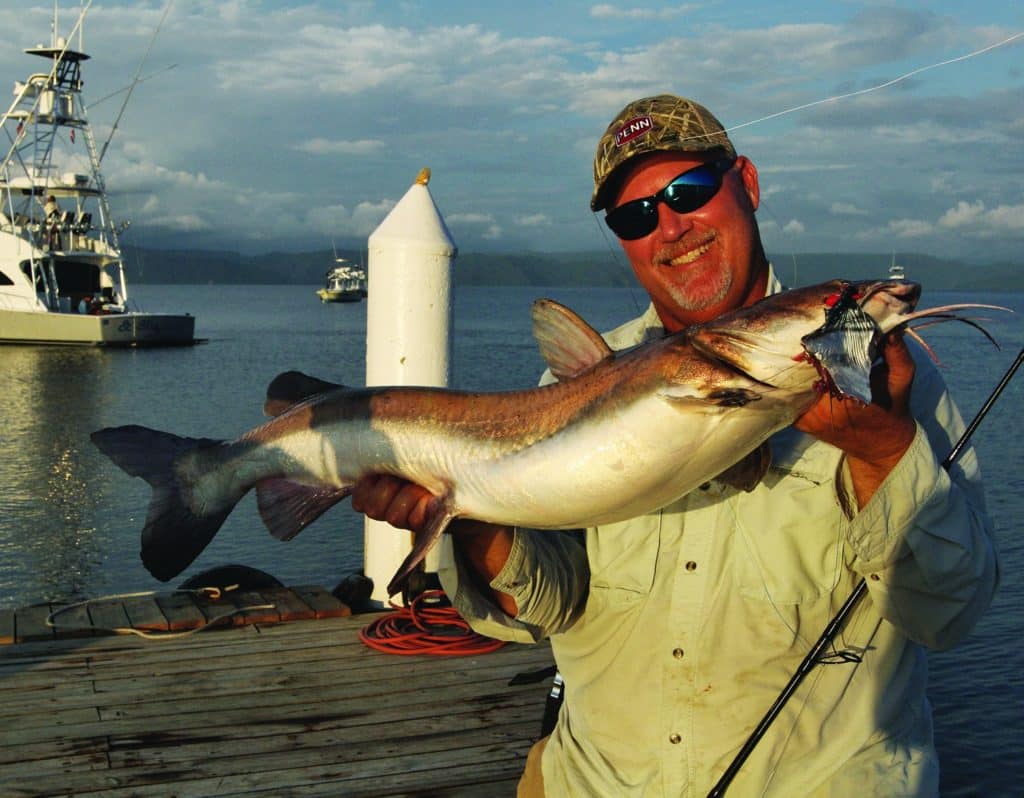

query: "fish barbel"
(91, 279), (1005, 595)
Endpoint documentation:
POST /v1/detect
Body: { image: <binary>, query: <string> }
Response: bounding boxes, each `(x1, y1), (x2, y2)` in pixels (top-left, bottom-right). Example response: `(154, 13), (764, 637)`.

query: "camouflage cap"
(591, 94), (736, 211)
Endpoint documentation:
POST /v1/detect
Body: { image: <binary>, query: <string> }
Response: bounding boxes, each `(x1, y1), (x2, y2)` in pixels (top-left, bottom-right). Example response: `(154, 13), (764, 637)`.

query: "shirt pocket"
(731, 430), (845, 604)
(587, 514), (661, 608)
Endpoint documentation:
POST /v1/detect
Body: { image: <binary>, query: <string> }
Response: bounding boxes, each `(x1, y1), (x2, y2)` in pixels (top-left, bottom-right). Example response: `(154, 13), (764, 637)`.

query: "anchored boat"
(317, 248), (366, 303)
(0, 12), (196, 347)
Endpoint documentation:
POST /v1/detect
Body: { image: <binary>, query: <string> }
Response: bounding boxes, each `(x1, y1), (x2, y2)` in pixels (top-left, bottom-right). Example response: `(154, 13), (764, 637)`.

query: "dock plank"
(13, 603), (55, 643)
(0, 595), (554, 798)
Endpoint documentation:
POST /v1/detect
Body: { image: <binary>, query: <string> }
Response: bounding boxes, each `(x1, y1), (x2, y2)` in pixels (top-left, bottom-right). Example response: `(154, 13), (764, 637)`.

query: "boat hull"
(316, 288), (362, 303)
(0, 309), (197, 347)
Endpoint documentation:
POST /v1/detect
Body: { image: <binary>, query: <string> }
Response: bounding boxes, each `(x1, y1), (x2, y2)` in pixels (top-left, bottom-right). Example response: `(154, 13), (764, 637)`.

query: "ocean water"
(0, 282), (1020, 797)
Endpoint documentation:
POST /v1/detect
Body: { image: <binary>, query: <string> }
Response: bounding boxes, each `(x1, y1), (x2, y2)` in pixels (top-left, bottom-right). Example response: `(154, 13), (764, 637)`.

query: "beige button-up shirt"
(440, 270), (997, 797)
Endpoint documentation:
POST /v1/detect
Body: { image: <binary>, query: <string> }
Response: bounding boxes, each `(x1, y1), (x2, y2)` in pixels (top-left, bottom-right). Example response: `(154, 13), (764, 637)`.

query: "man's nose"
(654, 200), (693, 241)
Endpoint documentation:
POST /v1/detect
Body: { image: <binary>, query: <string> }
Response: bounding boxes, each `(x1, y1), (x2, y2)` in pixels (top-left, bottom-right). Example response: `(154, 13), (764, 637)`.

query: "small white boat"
(888, 254), (906, 280)
(0, 8), (196, 347)
(316, 250), (366, 303)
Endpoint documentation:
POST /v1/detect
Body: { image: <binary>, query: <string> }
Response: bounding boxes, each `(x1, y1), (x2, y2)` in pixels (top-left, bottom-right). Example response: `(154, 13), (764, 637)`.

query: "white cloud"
(4, 2), (1013, 257)
(885, 219), (935, 238)
(147, 213), (212, 233)
(448, 213), (496, 225)
(939, 200), (1024, 234)
(294, 138), (386, 156)
(590, 4), (700, 20)
(938, 200), (986, 229)
(830, 202), (869, 216)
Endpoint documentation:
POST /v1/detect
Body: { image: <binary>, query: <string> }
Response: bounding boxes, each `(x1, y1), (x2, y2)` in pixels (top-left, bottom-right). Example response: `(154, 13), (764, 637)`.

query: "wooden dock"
(0, 587), (555, 797)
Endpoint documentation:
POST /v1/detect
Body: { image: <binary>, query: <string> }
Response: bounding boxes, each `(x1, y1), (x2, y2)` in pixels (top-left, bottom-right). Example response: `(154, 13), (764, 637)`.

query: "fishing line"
(690, 31), (1024, 146)
(591, 211), (648, 320)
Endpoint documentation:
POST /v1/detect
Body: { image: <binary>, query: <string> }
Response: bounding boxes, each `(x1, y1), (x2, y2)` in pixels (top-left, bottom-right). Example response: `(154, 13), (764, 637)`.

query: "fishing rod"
(708, 344), (1024, 798)
(98, 0), (174, 163)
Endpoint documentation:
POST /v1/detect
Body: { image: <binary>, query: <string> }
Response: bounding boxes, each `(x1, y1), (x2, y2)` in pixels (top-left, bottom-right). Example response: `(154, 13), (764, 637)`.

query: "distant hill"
(119, 246), (1022, 292)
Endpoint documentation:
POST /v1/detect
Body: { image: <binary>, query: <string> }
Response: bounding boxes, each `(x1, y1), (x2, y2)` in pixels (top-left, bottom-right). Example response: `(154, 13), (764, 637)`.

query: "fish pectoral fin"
(264, 371), (345, 416)
(256, 478), (351, 540)
(385, 501), (456, 598)
(712, 442), (772, 492)
(531, 298), (614, 381)
(658, 385), (763, 408)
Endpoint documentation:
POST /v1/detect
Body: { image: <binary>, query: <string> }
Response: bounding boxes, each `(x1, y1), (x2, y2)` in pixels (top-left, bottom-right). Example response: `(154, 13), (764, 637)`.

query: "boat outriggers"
(0, 10), (196, 346)
(316, 247), (366, 303)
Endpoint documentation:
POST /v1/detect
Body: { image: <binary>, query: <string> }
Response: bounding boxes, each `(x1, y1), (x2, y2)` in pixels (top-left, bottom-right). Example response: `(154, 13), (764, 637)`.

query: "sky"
(1, 1), (1021, 261)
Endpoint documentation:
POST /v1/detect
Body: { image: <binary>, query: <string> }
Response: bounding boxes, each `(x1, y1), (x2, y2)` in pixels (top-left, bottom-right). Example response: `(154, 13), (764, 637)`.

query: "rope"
(359, 589), (506, 656)
(45, 585), (275, 640)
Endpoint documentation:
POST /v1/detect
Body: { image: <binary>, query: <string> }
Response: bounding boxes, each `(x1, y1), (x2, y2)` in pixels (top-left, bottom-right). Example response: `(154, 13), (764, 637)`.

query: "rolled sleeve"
(438, 528), (589, 644)
(845, 405), (998, 650)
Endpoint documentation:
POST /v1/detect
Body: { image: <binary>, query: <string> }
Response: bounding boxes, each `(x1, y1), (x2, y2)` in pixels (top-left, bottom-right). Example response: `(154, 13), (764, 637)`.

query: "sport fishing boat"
(888, 254), (906, 280)
(0, 12), (196, 346)
(316, 249), (366, 303)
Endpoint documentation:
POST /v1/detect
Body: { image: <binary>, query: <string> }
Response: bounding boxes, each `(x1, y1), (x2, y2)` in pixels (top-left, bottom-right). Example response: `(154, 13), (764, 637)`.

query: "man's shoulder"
(602, 304), (663, 350)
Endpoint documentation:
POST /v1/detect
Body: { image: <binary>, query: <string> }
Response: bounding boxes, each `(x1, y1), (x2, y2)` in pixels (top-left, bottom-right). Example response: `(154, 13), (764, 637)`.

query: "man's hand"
(351, 473), (434, 531)
(794, 331), (917, 508)
(351, 474), (519, 615)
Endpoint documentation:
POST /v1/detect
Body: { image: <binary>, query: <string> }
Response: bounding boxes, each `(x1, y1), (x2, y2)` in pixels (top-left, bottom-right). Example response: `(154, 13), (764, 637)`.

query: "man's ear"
(736, 155), (760, 212)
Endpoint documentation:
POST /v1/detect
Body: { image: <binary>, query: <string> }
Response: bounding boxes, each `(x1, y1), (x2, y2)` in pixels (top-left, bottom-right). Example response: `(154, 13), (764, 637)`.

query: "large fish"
(91, 279), (1000, 596)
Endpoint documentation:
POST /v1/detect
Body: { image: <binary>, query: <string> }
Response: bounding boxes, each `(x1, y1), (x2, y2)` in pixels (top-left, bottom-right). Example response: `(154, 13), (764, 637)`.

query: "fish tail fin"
(386, 503), (455, 598)
(90, 425), (232, 582)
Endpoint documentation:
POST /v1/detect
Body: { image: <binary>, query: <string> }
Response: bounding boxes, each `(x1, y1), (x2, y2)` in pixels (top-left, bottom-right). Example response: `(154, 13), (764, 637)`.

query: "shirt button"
(685, 561), (697, 572)
(672, 648), (684, 659)
(669, 733), (682, 744)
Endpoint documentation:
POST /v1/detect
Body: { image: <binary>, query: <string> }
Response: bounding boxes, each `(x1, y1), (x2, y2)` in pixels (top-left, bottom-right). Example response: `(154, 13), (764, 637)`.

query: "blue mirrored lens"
(604, 159), (733, 241)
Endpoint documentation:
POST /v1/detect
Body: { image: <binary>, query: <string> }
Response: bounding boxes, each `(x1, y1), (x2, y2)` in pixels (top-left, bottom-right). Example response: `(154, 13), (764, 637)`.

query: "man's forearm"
(449, 520), (518, 616)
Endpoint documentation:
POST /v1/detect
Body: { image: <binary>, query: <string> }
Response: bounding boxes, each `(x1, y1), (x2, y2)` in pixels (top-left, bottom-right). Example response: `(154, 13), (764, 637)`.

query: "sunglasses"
(604, 158), (736, 241)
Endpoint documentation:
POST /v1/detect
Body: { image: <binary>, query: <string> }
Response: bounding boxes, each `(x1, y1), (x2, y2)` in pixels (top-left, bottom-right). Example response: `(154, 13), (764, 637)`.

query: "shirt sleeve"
(437, 527), (590, 644)
(843, 351), (999, 650)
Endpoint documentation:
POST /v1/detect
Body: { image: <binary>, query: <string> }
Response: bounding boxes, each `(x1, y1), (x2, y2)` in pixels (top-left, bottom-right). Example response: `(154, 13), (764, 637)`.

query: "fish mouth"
(853, 280), (921, 332)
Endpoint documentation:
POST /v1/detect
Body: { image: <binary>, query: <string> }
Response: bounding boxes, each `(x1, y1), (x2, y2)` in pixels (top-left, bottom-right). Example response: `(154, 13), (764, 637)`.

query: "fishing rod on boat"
(707, 344), (1024, 798)
(98, 0), (174, 163)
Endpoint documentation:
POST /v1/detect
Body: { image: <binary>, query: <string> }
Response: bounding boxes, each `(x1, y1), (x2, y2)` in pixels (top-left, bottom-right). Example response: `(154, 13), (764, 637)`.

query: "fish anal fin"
(256, 478), (351, 540)
(385, 501), (456, 598)
(264, 371), (344, 416)
(531, 298), (614, 381)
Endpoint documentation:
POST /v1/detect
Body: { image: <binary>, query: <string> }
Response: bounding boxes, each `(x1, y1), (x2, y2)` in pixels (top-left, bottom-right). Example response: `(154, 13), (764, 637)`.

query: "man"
(353, 95), (997, 796)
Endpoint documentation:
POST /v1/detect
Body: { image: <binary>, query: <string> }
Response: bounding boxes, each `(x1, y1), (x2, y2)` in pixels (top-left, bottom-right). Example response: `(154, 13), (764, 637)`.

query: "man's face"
(609, 151), (767, 332)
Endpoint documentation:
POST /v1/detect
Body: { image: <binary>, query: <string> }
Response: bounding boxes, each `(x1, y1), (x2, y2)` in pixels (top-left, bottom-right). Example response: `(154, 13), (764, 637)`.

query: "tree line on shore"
(119, 245), (1022, 292)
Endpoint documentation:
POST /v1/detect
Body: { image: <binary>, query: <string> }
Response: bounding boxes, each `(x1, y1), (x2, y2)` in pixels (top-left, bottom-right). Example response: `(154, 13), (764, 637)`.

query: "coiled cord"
(359, 589), (506, 656)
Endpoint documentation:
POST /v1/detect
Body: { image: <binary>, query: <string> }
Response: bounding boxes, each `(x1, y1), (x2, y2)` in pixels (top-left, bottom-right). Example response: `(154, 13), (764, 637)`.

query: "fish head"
(688, 279), (922, 403)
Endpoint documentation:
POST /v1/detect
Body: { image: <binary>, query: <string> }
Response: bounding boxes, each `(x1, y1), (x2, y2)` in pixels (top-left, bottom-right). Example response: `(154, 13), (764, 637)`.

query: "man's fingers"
(880, 331), (915, 411)
(351, 474), (400, 516)
(385, 483), (433, 530)
(351, 474), (433, 531)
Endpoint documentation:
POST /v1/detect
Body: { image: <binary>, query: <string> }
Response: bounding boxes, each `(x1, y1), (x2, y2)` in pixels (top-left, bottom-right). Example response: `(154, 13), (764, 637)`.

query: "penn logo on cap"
(614, 116), (653, 147)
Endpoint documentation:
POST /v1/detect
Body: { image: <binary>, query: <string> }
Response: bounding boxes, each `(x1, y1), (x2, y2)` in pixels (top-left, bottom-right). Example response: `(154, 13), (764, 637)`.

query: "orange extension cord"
(359, 589), (506, 656)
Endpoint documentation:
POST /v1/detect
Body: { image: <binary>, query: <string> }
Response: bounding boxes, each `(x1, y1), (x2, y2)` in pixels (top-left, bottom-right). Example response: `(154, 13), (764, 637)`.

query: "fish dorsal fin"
(531, 298), (614, 381)
(264, 370), (344, 416)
